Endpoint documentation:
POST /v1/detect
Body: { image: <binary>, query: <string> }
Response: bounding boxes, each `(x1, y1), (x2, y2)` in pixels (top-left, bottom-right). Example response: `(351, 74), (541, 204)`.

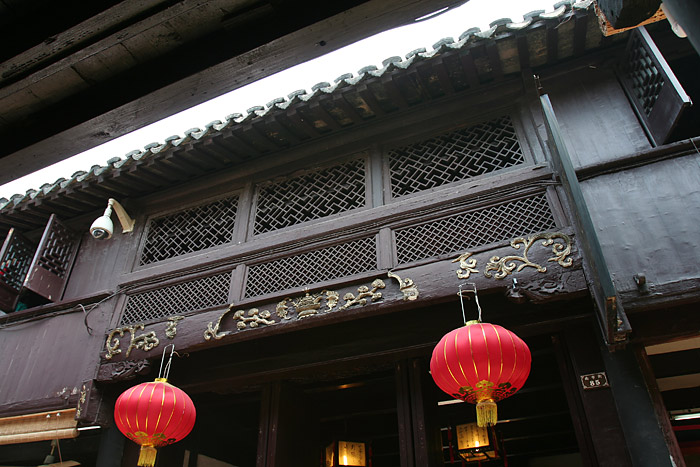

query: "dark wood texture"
(662, 0), (700, 56)
(580, 154), (700, 307)
(555, 326), (633, 466)
(0, 305), (113, 415)
(636, 347), (686, 467)
(540, 93), (631, 345)
(0, 0), (459, 183)
(600, 344), (677, 467)
(596, 0), (661, 29)
(97, 229), (587, 364)
(618, 27), (691, 145)
(24, 214), (80, 302)
(542, 65), (651, 170)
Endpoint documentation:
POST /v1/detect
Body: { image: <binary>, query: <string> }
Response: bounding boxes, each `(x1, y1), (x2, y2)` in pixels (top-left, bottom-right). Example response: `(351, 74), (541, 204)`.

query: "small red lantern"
(114, 378), (196, 467)
(431, 320), (531, 427)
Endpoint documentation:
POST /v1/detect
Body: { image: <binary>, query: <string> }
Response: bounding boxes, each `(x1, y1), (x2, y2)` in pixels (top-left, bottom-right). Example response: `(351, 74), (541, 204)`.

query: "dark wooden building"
(1, 1), (699, 466)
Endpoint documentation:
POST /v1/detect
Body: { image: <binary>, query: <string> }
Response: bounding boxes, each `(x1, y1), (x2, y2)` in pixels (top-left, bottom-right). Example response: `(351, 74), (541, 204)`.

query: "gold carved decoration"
(277, 289), (339, 320)
(105, 324), (160, 360)
(203, 308), (232, 340)
(165, 316), (183, 339)
(202, 273), (422, 340)
(75, 384), (88, 418)
(292, 290), (323, 318)
(452, 252), (478, 279)
(339, 279), (386, 310)
(387, 272), (419, 300)
(484, 233), (573, 280)
(204, 304), (278, 339)
(233, 308), (276, 329)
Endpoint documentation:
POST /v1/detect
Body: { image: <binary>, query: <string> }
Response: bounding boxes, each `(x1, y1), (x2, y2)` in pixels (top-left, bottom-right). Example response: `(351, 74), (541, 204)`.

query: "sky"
(0, 0), (553, 200)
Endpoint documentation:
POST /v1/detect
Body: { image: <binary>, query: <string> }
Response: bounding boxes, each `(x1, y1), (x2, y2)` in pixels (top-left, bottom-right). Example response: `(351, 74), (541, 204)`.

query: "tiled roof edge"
(0, 0), (594, 213)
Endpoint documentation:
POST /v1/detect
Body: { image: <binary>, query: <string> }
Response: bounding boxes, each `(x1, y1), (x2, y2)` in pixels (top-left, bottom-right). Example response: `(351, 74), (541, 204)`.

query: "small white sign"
(580, 372), (609, 390)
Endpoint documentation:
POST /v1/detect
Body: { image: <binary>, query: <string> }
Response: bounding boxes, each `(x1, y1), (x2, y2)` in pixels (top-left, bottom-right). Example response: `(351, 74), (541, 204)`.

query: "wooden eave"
(0, 0), (463, 183)
(0, 1), (622, 237)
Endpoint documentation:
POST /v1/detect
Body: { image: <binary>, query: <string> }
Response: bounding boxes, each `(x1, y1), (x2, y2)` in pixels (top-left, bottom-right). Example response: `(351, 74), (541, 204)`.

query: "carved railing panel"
(140, 195), (239, 265)
(394, 194), (556, 265)
(245, 236), (377, 298)
(120, 271), (232, 325)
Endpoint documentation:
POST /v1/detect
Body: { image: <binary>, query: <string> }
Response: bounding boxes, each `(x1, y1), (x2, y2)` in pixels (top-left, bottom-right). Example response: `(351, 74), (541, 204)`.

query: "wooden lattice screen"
(619, 26), (691, 145)
(140, 195), (239, 265)
(253, 157), (367, 235)
(245, 236), (377, 298)
(387, 115), (525, 198)
(0, 229), (35, 312)
(394, 193), (557, 265)
(121, 271), (232, 325)
(24, 214), (80, 302)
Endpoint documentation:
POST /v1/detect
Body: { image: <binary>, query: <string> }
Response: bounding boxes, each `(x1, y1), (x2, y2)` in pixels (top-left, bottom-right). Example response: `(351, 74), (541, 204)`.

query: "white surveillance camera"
(89, 199), (134, 240)
(90, 214), (114, 240)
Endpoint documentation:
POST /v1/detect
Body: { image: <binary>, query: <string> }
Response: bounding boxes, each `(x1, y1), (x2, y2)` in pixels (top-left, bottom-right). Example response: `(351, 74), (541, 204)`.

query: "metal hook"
(458, 283), (482, 325)
(158, 344), (175, 381)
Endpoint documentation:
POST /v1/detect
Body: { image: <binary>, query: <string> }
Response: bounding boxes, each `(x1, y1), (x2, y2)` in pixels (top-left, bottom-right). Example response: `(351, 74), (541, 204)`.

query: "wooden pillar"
(601, 343), (678, 467)
(554, 326), (632, 466)
(396, 359), (443, 467)
(257, 382), (313, 467)
(95, 424), (125, 467)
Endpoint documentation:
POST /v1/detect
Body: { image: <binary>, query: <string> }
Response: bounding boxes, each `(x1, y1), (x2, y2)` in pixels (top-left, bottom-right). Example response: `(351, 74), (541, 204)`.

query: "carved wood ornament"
(204, 272), (417, 341)
(104, 272), (419, 357)
(454, 232), (573, 280)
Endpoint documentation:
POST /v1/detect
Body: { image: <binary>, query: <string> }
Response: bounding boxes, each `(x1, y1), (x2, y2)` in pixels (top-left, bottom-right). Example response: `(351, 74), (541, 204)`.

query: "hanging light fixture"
(430, 284), (531, 427)
(455, 422), (501, 462)
(325, 440), (367, 467)
(113, 345), (196, 467)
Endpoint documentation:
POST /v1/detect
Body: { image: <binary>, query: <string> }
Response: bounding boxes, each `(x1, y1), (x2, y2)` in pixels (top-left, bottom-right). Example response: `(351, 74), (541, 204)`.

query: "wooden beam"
(0, 0), (459, 184)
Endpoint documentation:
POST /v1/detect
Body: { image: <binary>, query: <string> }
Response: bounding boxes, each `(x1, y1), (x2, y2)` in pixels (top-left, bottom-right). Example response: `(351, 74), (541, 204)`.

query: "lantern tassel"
(476, 400), (497, 427)
(137, 445), (158, 467)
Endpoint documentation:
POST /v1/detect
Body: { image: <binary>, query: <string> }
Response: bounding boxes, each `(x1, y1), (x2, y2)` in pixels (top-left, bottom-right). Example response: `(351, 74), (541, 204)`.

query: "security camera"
(90, 214), (114, 239)
(90, 199), (135, 240)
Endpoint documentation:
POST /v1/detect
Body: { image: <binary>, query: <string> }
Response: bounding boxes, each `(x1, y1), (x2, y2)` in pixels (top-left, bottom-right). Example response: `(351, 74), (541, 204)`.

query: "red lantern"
(114, 378), (196, 467)
(431, 320), (531, 427)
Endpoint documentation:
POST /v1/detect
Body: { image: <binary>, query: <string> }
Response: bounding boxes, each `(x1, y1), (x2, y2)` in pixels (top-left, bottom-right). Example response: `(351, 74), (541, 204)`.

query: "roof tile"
(0, 1), (607, 224)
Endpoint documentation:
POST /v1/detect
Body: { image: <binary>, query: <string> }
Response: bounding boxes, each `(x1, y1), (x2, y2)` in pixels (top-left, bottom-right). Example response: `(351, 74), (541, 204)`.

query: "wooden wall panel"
(581, 153), (700, 299)
(544, 66), (651, 169)
(0, 307), (112, 412)
(62, 227), (138, 301)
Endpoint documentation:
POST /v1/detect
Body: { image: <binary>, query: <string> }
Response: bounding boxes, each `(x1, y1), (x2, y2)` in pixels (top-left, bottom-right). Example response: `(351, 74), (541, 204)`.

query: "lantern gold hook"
(458, 283), (482, 325)
(158, 344), (175, 381)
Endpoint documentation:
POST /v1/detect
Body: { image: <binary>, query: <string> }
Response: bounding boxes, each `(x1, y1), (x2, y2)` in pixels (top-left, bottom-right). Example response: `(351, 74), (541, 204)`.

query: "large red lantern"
(431, 320), (531, 427)
(114, 378), (196, 467)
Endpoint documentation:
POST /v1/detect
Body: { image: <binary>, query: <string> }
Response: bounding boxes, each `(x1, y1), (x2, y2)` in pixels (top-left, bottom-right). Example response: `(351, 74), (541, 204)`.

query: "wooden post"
(601, 342), (677, 467)
(257, 382), (311, 467)
(396, 359), (443, 467)
(553, 326), (632, 466)
(95, 424), (125, 467)
(539, 92), (631, 346)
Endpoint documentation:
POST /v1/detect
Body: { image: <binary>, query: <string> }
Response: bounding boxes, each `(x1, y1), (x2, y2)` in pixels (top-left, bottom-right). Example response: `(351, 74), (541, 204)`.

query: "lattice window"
(622, 33), (664, 116)
(254, 158), (366, 235)
(394, 194), (556, 265)
(0, 230), (34, 292)
(140, 196), (239, 265)
(120, 271), (232, 325)
(245, 236), (377, 298)
(618, 27), (690, 145)
(36, 219), (76, 279)
(388, 116), (525, 198)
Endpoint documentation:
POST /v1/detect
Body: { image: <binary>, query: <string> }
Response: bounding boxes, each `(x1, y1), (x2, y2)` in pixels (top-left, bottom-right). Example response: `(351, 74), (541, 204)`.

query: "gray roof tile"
(0, 1), (611, 232)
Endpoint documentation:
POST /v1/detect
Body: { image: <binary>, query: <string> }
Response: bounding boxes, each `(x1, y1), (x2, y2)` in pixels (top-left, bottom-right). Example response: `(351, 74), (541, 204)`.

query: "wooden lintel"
(100, 228), (586, 365)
